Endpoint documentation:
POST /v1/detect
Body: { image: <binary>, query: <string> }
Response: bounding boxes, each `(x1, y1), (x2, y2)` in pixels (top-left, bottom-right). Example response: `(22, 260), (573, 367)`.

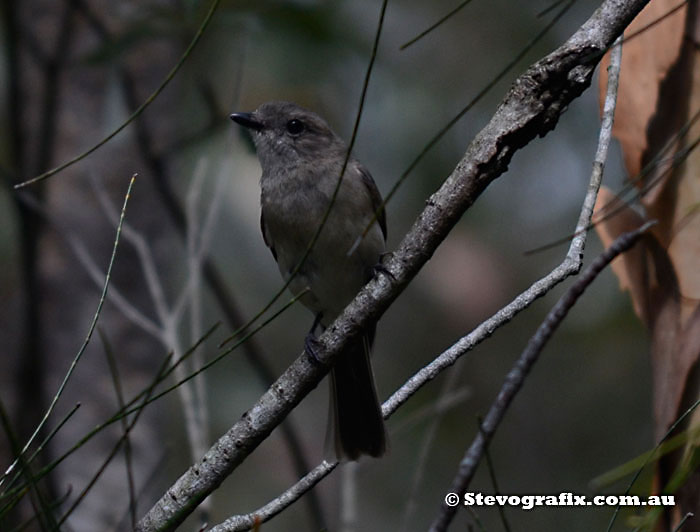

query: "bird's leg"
(304, 313), (324, 365)
(372, 253), (395, 281)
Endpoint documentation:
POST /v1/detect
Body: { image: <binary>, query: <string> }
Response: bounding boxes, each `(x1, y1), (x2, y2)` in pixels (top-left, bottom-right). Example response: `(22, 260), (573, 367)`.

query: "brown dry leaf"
(645, 235), (683, 439)
(593, 187), (650, 324)
(593, 190), (689, 440)
(599, 0), (699, 327)
(658, 52), (700, 327)
(599, 0), (687, 179)
(597, 1), (700, 528)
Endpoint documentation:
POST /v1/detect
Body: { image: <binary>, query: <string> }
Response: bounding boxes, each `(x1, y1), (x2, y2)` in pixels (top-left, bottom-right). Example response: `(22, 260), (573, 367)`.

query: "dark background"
(0, 0), (652, 530)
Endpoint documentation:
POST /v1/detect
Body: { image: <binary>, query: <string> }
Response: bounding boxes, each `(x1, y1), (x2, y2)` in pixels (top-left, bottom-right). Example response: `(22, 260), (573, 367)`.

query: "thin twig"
(537, 0), (570, 18)
(526, 108), (700, 256)
(351, 0), (576, 254)
(479, 416), (511, 532)
(15, 189), (162, 338)
(384, 34), (623, 420)
(606, 397), (700, 532)
(0, 398), (38, 522)
(122, 291), (310, 418)
(115, 448), (171, 532)
(54, 337), (172, 529)
(671, 512), (695, 532)
(425, 33), (623, 530)
(6, 485), (72, 532)
(90, 175), (171, 323)
(183, 157), (216, 480)
(1, 324), (219, 504)
(92, 173), (210, 470)
(14, 0), (222, 189)
(208, 461), (338, 532)
(429, 221), (655, 531)
(92, 168), (214, 496)
(0, 403), (80, 514)
(400, 0), (475, 50)
(99, 329), (138, 530)
(1, 175), (137, 488)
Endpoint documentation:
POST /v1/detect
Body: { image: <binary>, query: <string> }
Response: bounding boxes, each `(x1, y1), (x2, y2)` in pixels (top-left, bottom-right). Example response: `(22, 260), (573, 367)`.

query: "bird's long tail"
(327, 324), (386, 460)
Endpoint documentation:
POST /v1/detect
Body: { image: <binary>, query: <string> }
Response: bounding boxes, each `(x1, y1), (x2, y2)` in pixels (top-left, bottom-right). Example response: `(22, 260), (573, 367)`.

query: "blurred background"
(0, 0), (653, 530)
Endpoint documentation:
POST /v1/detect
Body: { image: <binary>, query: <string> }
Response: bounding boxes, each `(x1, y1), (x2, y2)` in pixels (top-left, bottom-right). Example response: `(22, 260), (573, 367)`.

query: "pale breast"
(261, 165), (384, 320)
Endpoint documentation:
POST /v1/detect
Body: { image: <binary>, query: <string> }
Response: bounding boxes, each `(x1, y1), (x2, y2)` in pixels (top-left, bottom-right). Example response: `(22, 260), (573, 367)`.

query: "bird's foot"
(373, 255), (395, 281)
(304, 333), (323, 366)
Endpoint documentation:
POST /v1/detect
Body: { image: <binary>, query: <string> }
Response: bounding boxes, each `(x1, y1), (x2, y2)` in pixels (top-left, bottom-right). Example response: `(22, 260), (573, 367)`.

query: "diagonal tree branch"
(207, 31), (626, 532)
(430, 221), (655, 532)
(136, 1), (650, 530)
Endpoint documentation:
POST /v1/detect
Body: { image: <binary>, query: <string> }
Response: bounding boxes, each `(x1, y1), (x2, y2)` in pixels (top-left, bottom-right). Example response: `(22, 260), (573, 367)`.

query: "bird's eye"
(286, 119), (305, 136)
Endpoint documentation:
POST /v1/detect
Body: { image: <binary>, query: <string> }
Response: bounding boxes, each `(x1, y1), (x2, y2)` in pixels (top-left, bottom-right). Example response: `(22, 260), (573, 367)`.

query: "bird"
(231, 101), (387, 460)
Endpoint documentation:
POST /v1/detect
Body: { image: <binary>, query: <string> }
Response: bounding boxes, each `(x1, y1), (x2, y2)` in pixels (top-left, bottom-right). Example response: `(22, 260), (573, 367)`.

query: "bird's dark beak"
(230, 112), (263, 131)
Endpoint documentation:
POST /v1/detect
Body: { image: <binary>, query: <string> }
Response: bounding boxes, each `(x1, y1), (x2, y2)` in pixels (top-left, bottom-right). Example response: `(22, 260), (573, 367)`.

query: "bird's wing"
(357, 163), (387, 241)
(260, 210), (277, 260)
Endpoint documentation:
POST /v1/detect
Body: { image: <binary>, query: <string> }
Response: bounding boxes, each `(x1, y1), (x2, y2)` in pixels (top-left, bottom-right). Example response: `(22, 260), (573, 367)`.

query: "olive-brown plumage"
(231, 101), (386, 459)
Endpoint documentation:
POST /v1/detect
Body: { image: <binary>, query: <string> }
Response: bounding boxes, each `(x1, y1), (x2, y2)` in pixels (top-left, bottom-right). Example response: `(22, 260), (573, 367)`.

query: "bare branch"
(2, 175), (137, 488)
(209, 461), (338, 531)
(136, 2), (649, 530)
(429, 221), (655, 531)
(383, 31), (624, 420)
(206, 32), (626, 531)
(90, 175), (172, 324)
